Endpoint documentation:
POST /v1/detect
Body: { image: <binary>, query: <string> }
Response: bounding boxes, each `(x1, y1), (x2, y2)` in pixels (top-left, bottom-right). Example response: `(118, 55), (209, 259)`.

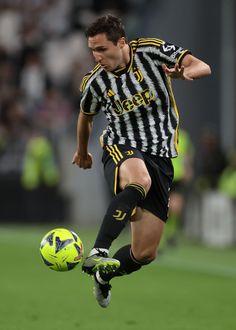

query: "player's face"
(88, 33), (127, 71)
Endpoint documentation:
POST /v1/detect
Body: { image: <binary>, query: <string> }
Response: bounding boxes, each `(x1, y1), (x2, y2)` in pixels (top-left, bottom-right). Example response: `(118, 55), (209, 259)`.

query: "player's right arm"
(73, 67), (102, 169)
(72, 111), (94, 169)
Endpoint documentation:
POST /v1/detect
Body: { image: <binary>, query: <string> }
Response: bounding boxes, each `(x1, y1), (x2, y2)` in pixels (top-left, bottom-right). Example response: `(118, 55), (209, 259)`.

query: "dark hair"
(85, 15), (126, 44)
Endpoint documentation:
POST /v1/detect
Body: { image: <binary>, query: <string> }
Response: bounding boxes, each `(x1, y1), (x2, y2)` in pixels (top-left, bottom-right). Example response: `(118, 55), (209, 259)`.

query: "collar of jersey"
(110, 44), (133, 77)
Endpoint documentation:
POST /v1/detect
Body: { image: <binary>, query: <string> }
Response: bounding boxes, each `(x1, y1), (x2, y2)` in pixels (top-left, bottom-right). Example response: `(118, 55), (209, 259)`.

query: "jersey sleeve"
(137, 38), (190, 66)
(80, 84), (102, 116)
(158, 41), (191, 66)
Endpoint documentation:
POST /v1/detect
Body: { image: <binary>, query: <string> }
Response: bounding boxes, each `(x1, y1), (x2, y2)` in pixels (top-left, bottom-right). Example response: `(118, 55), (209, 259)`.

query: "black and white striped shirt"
(80, 38), (190, 158)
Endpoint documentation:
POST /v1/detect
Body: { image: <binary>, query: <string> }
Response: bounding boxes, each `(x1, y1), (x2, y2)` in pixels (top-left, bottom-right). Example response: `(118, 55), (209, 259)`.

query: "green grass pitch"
(0, 225), (235, 330)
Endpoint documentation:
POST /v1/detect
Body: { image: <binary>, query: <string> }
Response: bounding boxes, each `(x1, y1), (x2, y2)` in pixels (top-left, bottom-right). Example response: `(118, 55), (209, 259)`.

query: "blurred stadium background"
(0, 0), (235, 329)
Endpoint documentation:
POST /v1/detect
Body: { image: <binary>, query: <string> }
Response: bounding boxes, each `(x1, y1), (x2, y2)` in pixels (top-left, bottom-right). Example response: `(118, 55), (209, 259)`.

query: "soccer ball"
(40, 228), (84, 271)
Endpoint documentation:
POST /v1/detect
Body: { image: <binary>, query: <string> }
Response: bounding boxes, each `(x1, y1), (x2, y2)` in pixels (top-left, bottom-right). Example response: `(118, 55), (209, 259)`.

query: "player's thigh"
(130, 207), (165, 262)
(103, 145), (151, 194)
(119, 158), (151, 191)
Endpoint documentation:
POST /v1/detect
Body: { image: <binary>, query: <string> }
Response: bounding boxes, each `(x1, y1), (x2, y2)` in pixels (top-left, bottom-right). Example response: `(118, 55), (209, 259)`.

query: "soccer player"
(72, 14), (211, 307)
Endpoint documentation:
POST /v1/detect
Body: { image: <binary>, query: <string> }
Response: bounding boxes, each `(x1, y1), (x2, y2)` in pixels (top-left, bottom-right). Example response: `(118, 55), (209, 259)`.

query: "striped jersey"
(80, 37), (190, 157)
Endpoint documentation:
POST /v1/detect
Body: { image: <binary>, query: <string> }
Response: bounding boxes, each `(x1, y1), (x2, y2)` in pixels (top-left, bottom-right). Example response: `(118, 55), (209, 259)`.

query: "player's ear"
(118, 37), (126, 48)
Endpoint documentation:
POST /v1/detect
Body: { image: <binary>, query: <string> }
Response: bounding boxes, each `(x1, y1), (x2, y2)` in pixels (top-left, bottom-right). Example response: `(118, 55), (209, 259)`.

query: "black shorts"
(102, 144), (174, 222)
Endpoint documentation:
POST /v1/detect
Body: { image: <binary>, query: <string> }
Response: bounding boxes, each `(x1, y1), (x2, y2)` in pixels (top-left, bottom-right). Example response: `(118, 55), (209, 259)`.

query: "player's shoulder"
(80, 64), (102, 92)
(130, 37), (165, 51)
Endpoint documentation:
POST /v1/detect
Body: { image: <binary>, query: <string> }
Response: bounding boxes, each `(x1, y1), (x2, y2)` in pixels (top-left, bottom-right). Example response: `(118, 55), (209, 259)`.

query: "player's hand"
(162, 63), (193, 81)
(72, 151), (93, 169)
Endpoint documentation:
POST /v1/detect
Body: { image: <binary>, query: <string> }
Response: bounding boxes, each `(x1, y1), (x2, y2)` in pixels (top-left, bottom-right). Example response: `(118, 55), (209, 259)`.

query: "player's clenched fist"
(72, 151), (93, 169)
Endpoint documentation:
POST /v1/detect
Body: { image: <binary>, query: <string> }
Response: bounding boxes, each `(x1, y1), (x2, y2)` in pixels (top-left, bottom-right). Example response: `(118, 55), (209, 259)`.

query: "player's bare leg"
(130, 207), (165, 263)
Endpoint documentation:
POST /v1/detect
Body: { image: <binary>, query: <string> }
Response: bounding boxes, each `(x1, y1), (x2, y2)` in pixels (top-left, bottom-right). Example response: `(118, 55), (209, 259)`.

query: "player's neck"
(118, 44), (130, 69)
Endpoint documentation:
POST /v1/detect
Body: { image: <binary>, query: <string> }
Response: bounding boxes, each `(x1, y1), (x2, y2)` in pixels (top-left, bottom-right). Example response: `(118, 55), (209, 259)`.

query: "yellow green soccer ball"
(40, 228), (84, 271)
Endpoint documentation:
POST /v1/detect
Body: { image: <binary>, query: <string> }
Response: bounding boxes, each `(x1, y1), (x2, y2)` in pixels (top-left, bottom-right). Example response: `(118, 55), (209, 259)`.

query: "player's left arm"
(181, 54), (211, 80)
(162, 54), (211, 80)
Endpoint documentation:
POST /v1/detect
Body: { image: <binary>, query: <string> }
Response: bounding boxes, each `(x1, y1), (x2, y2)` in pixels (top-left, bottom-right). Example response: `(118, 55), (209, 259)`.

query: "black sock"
(101, 245), (142, 282)
(94, 184), (146, 249)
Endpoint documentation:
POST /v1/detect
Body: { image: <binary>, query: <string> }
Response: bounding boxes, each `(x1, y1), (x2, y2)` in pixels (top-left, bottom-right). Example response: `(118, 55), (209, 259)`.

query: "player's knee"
(141, 173), (152, 192)
(120, 159), (152, 192)
(135, 172), (152, 193)
(134, 249), (157, 264)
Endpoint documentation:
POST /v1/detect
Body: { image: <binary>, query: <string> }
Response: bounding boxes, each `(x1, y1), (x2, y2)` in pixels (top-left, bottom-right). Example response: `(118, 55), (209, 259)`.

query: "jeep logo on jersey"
(108, 88), (155, 116)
